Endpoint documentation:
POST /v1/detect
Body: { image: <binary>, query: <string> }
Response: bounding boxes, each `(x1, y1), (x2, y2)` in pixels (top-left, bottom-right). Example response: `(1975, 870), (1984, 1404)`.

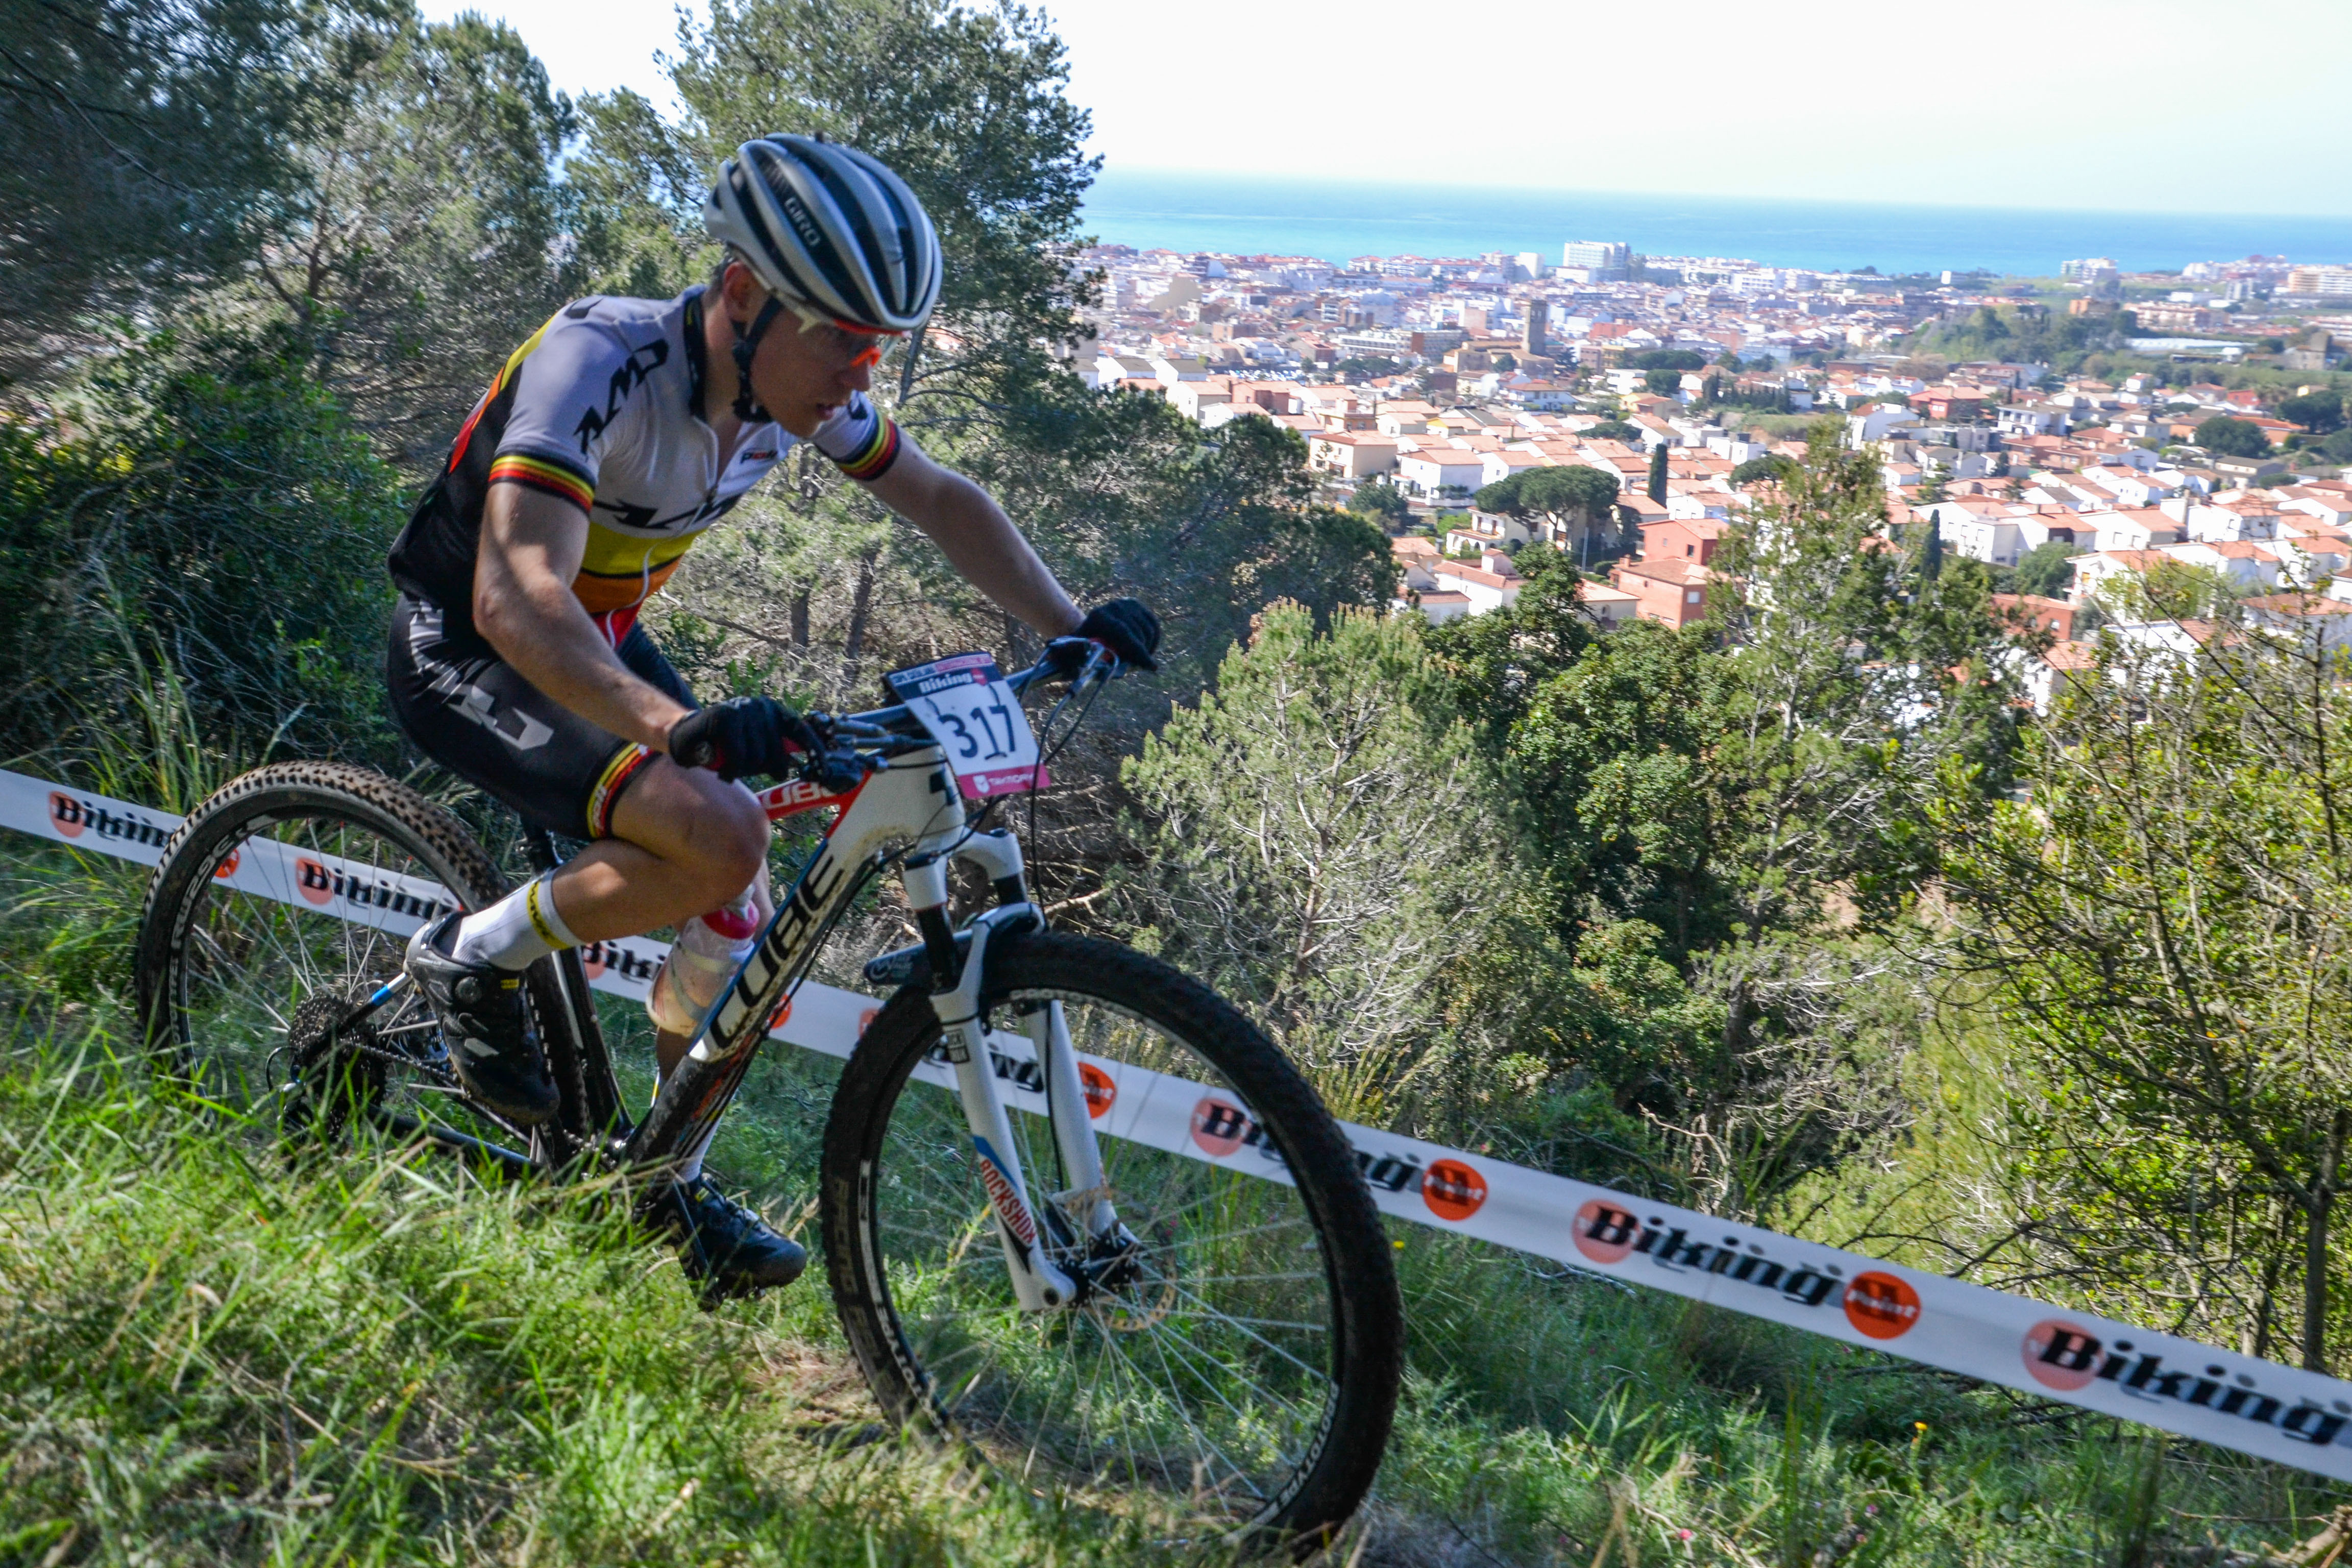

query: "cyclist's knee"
(608, 760), (770, 906)
(692, 782), (771, 900)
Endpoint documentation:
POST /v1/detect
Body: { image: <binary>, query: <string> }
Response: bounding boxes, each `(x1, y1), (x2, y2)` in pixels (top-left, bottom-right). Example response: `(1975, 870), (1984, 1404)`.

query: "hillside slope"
(1, 832), (2341, 1566)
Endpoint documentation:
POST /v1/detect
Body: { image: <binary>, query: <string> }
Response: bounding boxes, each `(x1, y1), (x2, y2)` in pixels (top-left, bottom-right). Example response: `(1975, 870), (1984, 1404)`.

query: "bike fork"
(1027, 999), (1120, 1243)
(905, 836), (1112, 1314)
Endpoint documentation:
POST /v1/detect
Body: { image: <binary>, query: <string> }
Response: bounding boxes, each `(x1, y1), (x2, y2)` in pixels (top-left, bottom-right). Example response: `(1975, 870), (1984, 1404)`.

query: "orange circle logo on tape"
(859, 1007), (878, 1036)
(213, 849), (240, 879)
(295, 857), (333, 905)
(1573, 1197), (1641, 1264)
(48, 792), (83, 838)
(1191, 1097), (1250, 1157)
(580, 943), (606, 979)
(1422, 1159), (1488, 1221)
(1080, 1062), (1116, 1117)
(1842, 1271), (1922, 1340)
(2022, 1319), (2104, 1390)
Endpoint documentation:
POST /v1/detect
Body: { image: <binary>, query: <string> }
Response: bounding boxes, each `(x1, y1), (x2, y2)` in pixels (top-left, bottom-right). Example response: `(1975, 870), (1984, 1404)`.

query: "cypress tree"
(1647, 442), (1669, 505)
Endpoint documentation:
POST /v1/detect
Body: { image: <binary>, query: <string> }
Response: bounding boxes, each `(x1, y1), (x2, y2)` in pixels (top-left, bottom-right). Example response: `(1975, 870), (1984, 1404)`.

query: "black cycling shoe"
(645, 1175), (808, 1300)
(403, 912), (559, 1127)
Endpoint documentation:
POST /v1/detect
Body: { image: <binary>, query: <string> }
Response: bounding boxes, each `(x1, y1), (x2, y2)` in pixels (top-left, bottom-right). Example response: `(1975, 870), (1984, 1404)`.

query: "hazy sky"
(431, 0), (2352, 216)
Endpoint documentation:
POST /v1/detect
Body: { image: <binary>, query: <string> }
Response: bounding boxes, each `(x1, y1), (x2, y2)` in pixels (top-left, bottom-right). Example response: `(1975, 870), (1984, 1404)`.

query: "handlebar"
(806, 638), (1122, 758)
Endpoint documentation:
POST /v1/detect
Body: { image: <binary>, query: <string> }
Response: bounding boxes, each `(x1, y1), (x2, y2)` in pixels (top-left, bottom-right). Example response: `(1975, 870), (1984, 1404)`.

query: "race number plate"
(884, 653), (1048, 798)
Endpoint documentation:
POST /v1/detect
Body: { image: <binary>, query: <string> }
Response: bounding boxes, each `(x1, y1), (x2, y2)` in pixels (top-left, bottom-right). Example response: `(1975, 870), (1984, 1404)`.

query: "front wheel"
(821, 932), (1402, 1554)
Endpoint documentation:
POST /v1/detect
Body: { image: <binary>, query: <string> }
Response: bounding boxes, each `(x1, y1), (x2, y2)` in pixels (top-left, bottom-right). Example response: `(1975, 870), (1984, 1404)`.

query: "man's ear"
(720, 259), (764, 322)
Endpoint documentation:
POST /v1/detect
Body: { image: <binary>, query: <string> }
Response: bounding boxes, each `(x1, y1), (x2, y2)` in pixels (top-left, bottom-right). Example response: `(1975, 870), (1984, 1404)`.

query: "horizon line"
(1082, 165), (2352, 227)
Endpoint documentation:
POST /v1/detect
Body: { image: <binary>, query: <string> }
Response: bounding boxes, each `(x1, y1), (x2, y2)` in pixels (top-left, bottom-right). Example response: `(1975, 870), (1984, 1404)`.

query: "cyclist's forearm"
(483, 597), (689, 751)
(870, 453), (1081, 638)
(475, 486), (692, 751)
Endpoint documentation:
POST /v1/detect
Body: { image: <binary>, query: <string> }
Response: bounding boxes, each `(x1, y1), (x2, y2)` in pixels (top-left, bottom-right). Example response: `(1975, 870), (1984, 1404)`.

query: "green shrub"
(0, 326), (407, 766)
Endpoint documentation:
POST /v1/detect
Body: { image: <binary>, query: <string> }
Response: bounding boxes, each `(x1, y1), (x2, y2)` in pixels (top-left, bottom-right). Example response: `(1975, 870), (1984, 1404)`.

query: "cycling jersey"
(389, 285), (903, 646)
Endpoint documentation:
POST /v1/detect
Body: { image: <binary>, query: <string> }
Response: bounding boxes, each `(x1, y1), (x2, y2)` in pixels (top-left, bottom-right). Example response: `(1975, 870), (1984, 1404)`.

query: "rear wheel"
(132, 762), (557, 1163)
(821, 932), (1402, 1554)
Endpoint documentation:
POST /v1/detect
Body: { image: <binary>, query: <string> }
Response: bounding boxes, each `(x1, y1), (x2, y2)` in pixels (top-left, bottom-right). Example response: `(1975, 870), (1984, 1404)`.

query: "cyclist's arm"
(862, 443), (1083, 639)
(473, 484), (692, 751)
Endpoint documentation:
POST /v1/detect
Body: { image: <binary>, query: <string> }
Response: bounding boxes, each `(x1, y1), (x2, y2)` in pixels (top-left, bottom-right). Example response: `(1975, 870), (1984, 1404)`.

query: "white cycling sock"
(450, 870), (580, 971)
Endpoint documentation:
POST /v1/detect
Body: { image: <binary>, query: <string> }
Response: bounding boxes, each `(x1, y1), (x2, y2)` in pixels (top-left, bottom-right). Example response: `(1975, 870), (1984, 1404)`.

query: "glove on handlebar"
(668, 696), (823, 782)
(1072, 597), (1161, 672)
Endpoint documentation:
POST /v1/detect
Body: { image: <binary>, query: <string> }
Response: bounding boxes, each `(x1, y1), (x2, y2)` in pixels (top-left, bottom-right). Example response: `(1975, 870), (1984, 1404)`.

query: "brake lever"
(1038, 637), (1124, 688)
(786, 715), (864, 787)
(800, 747), (871, 794)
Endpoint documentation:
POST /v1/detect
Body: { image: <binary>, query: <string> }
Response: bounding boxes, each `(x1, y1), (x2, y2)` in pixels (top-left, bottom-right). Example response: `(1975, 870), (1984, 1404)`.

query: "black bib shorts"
(385, 594), (696, 840)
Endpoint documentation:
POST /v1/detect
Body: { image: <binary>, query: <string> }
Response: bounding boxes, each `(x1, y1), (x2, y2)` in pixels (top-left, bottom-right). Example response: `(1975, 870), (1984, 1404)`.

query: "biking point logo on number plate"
(885, 653), (1048, 799)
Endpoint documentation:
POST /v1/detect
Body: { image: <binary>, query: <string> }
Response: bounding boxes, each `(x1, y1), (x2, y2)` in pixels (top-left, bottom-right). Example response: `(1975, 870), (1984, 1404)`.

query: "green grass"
(3, 831), (2348, 1565)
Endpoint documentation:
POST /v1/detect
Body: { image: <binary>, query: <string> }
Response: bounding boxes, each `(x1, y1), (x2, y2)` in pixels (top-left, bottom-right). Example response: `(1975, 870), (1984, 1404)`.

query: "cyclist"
(383, 134), (1159, 1295)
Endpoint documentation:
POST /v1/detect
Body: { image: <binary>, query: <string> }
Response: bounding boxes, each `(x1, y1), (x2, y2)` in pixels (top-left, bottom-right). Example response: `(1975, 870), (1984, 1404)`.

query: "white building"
(1428, 551), (1526, 614)
(2084, 509), (2180, 552)
(2168, 492), (2283, 543)
(1306, 432), (1398, 480)
(1395, 449), (1487, 500)
(1927, 500), (2027, 567)
(1846, 406), (1920, 447)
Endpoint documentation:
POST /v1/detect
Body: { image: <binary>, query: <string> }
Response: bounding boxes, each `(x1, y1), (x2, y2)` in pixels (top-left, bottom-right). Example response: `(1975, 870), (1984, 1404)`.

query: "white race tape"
(12, 767), (2352, 1476)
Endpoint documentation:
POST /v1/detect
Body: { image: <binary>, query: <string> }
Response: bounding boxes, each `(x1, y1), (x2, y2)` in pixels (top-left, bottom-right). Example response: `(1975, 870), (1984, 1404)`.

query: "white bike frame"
(625, 738), (1116, 1312)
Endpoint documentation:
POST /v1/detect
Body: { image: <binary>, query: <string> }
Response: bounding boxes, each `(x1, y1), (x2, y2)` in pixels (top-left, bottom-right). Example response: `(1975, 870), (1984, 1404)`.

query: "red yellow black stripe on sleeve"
(487, 454), (594, 512)
(831, 416), (902, 482)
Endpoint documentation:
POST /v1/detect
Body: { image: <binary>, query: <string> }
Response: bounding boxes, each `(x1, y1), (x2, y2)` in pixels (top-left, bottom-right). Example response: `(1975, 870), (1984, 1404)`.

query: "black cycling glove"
(668, 696), (822, 782)
(1074, 597), (1162, 671)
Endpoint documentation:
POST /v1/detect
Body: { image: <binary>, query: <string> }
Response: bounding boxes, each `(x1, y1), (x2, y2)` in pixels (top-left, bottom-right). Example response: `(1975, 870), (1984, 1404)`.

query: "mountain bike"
(132, 643), (1403, 1553)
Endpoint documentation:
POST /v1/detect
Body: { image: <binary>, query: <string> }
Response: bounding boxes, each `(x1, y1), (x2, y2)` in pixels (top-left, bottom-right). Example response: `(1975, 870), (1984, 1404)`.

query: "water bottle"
(647, 888), (762, 1036)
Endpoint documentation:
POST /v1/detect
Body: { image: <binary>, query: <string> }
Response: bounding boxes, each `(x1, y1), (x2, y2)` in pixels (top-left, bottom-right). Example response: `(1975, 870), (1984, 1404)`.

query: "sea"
(1080, 168), (2352, 278)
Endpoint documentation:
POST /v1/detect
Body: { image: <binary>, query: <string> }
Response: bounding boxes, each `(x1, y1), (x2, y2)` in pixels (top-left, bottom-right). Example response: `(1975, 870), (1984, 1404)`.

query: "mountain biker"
(382, 135), (1160, 1296)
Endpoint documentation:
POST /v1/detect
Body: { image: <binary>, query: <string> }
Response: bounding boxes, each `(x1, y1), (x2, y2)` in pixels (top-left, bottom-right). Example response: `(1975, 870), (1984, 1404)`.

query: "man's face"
(719, 262), (892, 436)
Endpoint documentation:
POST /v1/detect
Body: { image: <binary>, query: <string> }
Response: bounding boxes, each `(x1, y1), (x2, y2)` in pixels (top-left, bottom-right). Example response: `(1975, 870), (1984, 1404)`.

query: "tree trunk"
(843, 546), (880, 672)
(2304, 1108), (2348, 1373)
(790, 582), (811, 649)
(2250, 1216), (2285, 1360)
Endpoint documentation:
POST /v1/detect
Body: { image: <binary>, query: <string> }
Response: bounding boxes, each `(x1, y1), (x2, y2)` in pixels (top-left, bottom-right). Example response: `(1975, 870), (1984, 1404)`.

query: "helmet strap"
(730, 297), (784, 423)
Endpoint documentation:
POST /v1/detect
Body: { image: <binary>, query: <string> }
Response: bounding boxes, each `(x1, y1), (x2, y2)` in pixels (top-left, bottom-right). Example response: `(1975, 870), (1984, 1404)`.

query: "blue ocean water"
(1080, 168), (2352, 278)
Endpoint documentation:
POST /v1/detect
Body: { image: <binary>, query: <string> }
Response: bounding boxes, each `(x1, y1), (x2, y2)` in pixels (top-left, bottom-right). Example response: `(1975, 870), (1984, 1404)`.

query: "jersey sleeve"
(488, 302), (673, 513)
(809, 391), (903, 482)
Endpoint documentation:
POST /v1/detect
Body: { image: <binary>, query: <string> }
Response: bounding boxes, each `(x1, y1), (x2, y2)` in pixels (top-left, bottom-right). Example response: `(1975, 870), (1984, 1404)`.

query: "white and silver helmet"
(704, 135), (943, 334)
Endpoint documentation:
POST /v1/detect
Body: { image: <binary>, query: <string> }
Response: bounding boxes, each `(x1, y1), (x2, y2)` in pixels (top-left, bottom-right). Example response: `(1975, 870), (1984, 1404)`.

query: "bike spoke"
(158, 797), (527, 1161)
(866, 989), (1343, 1538)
